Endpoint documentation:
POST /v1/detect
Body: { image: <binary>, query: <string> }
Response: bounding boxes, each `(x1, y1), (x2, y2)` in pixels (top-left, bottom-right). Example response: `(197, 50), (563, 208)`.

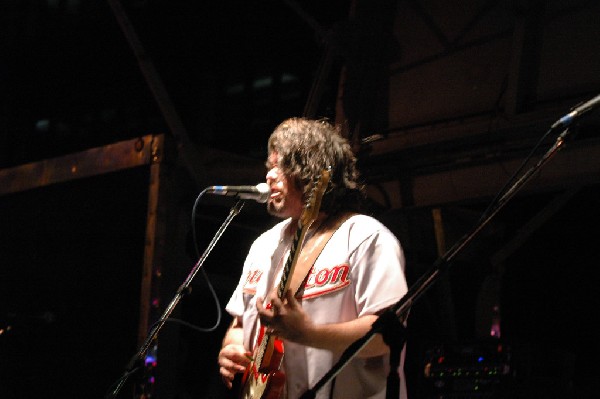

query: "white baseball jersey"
(226, 214), (408, 399)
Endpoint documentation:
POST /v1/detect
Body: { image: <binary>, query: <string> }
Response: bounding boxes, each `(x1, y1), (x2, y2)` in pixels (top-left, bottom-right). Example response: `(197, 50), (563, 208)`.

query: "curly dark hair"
(267, 117), (365, 214)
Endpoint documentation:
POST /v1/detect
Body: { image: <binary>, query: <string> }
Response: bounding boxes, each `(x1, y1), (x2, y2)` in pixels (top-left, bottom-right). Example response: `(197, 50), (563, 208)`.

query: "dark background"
(1, 1), (600, 398)
(0, 0), (349, 168)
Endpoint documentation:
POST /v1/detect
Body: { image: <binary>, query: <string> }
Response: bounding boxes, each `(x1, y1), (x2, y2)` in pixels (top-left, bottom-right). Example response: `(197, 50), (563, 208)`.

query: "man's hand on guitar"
(218, 343), (252, 389)
(256, 290), (315, 344)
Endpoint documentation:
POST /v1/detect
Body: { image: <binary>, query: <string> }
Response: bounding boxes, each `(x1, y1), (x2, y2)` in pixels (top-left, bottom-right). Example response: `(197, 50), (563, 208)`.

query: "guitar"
(236, 169), (331, 399)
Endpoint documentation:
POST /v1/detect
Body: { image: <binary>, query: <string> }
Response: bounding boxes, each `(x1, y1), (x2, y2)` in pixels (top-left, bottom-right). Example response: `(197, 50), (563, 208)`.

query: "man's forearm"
(297, 315), (391, 358)
(222, 317), (244, 347)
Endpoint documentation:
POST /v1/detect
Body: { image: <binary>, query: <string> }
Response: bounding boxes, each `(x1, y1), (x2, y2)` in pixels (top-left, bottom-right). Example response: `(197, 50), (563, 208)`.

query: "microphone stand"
(105, 198), (245, 399)
(300, 128), (572, 399)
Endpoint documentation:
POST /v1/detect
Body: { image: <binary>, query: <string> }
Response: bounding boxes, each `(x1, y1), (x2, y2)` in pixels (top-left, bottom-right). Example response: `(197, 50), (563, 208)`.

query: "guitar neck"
(277, 220), (311, 299)
(252, 221), (309, 369)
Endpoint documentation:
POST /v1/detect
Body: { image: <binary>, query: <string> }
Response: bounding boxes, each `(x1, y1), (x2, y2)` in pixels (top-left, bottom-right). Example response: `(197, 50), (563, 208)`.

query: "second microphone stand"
(300, 128), (571, 399)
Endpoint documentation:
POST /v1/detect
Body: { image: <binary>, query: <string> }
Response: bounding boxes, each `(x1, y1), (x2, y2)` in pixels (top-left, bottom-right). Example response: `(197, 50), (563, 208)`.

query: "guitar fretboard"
(277, 221), (306, 299)
(254, 220), (307, 370)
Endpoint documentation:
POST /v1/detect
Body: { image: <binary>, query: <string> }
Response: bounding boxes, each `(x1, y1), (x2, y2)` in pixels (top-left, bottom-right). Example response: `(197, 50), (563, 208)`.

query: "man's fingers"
(218, 344), (251, 389)
(256, 296), (265, 312)
(236, 355), (251, 370)
(285, 290), (300, 309)
(220, 368), (233, 389)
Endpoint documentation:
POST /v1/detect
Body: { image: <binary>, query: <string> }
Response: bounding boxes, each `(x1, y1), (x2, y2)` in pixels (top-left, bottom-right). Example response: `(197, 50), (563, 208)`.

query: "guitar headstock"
(300, 168), (331, 228)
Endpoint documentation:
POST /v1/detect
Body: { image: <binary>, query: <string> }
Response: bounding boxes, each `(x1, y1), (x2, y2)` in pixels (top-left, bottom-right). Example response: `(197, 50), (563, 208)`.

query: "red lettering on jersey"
(303, 264), (351, 298)
(245, 269), (263, 285)
(243, 269), (262, 295)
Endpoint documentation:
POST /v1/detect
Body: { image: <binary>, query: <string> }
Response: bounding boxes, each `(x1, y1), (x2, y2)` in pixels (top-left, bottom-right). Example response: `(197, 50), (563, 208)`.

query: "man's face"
(265, 151), (304, 220)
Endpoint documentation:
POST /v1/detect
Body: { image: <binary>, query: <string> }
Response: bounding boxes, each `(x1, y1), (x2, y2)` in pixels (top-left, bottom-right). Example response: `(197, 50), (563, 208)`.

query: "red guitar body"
(238, 323), (286, 399)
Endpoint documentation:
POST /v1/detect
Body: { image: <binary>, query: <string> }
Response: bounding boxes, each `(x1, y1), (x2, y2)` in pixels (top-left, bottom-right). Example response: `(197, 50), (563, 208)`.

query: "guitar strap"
(289, 211), (355, 298)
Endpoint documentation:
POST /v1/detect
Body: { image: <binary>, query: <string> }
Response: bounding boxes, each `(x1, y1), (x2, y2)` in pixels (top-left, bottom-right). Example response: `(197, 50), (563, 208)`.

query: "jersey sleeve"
(349, 224), (408, 317)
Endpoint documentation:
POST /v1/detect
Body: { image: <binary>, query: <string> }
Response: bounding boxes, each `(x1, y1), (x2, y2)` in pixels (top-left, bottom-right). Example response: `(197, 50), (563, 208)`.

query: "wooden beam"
(0, 135), (160, 196)
(366, 137), (600, 209)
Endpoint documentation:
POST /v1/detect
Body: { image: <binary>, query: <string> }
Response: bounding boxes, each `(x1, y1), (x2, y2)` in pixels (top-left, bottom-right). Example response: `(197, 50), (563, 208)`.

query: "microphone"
(551, 93), (600, 129)
(206, 183), (271, 203)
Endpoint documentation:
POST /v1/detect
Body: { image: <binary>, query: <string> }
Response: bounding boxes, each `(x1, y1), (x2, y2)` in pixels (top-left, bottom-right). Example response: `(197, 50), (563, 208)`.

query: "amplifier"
(422, 341), (512, 398)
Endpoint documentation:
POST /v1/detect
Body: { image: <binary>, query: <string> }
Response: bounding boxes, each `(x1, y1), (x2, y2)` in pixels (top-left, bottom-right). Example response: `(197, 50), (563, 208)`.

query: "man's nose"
(266, 167), (278, 182)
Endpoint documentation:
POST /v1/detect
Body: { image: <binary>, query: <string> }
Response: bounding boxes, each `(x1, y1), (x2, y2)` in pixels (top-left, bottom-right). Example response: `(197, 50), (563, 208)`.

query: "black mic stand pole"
(105, 199), (245, 399)
(300, 128), (571, 399)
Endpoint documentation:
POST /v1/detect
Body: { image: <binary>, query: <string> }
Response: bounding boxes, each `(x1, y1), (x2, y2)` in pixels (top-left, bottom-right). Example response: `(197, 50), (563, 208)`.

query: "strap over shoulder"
(290, 211), (356, 297)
